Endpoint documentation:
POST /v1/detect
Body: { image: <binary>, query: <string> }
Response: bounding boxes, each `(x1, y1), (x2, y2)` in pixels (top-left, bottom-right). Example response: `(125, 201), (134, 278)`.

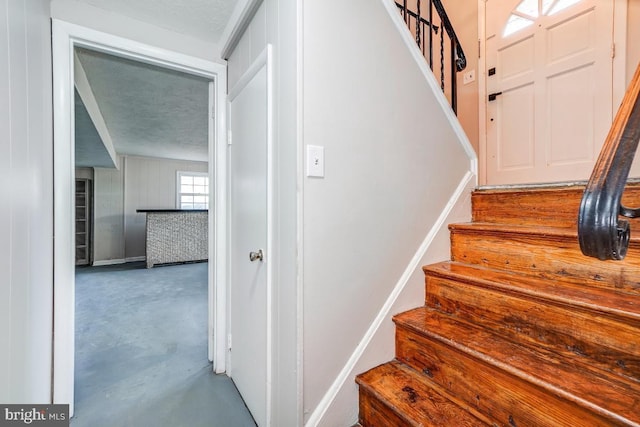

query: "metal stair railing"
(395, 0), (466, 113)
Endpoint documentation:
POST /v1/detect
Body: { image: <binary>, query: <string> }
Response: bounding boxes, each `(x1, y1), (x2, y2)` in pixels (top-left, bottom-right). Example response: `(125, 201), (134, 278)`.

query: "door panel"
(498, 83), (535, 171)
(228, 60), (270, 426)
(500, 37), (535, 80)
(547, 65), (595, 164)
(485, 0), (614, 185)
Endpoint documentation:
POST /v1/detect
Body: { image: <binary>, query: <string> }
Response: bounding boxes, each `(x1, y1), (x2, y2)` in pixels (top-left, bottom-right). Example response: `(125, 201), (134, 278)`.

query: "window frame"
(176, 171), (210, 210)
(503, 0), (584, 37)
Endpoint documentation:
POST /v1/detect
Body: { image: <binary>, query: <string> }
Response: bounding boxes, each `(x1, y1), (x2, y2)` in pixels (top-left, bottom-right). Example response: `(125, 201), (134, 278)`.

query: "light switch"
(463, 69), (476, 85)
(306, 145), (324, 178)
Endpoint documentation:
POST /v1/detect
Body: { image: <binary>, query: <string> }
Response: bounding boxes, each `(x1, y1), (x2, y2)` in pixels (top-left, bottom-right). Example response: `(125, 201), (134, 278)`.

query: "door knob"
(249, 249), (264, 262)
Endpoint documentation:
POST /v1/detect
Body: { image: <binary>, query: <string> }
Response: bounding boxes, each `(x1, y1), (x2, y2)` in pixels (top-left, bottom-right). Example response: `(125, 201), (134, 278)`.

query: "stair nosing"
(394, 307), (640, 427)
(449, 222), (640, 245)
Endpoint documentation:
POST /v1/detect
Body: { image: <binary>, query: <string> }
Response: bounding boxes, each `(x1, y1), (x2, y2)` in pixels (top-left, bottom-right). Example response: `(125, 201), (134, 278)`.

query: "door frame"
(477, 0), (628, 186)
(51, 20), (228, 414)
(226, 45), (274, 425)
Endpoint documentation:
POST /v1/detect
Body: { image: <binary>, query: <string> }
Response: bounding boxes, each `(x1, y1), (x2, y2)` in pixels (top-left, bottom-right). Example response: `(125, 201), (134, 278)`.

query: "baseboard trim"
(304, 170), (475, 426)
(92, 256), (145, 267)
(92, 259), (125, 266)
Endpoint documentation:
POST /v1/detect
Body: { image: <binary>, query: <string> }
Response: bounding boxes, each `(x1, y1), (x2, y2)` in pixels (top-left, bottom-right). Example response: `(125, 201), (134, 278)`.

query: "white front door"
(485, 0), (614, 185)
(228, 49), (271, 427)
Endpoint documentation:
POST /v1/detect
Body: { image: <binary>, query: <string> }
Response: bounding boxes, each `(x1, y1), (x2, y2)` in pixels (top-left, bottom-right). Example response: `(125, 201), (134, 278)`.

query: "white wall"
(50, 0), (222, 63)
(92, 155), (207, 263)
(0, 0), (53, 403)
(315, 179), (474, 426)
(399, 0), (479, 153)
(302, 0), (474, 425)
(225, 0), (300, 425)
(227, 1), (267, 90)
(227, 1), (474, 424)
(75, 167), (94, 180)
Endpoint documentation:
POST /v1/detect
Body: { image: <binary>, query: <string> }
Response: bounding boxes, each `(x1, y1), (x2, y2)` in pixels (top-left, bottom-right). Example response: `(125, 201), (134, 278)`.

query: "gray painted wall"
(75, 167), (94, 180)
(92, 155), (207, 263)
(0, 0), (53, 403)
(93, 161), (125, 262)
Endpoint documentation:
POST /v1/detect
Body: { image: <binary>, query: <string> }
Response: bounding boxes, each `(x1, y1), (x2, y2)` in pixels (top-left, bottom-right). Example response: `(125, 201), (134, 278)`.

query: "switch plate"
(463, 69), (476, 85)
(306, 145), (324, 178)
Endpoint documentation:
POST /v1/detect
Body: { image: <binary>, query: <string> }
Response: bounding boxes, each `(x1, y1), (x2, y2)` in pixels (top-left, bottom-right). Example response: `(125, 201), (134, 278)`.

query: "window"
(503, 0), (584, 37)
(177, 172), (209, 209)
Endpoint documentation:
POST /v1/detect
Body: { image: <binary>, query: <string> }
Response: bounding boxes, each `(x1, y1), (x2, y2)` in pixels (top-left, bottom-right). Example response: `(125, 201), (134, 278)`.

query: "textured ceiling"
(73, 0), (238, 42)
(75, 47), (211, 164)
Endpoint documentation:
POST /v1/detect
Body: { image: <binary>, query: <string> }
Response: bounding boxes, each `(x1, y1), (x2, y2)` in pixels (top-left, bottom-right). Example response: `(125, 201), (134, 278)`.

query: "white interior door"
(485, 0), (614, 185)
(228, 49), (271, 427)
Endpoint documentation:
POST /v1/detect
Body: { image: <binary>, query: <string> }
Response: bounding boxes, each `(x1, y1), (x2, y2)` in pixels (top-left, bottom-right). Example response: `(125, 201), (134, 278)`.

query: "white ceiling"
(75, 90), (116, 168)
(75, 47), (211, 164)
(73, 0), (238, 42)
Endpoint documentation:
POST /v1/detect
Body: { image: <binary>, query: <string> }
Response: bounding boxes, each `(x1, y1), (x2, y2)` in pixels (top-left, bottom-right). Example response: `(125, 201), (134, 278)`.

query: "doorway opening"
(52, 20), (227, 416)
(72, 44), (213, 423)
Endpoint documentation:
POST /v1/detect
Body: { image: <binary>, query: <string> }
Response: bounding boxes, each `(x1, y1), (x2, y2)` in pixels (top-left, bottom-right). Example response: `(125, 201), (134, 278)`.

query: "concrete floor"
(73, 262), (256, 427)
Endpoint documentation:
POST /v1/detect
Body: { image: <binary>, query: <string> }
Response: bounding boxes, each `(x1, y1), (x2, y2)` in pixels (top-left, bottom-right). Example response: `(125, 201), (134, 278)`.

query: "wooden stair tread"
(423, 261), (640, 323)
(394, 307), (640, 426)
(356, 360), (490, 427)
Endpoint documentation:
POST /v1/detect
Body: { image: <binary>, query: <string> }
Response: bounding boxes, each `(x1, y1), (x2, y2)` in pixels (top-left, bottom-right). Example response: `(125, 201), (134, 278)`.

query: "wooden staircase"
(356, 184), (640, 426)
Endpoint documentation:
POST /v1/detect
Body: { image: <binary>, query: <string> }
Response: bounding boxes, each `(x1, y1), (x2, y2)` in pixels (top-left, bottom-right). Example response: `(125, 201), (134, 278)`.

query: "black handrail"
(395, 0), (466, 113)
(431, 0), (466, 73)
(578, 63), (640, 260)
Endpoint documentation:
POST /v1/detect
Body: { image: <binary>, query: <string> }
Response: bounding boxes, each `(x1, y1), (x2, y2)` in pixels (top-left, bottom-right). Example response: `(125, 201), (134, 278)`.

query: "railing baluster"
(429, 0), (433, 69)
(395, 0), (466, 113)
(450, 38), (457, 114)
(422, 20), (426, 56)
(440, 27), (445, 91)
(416, 0), (421, 50)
